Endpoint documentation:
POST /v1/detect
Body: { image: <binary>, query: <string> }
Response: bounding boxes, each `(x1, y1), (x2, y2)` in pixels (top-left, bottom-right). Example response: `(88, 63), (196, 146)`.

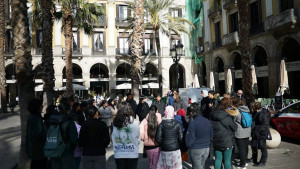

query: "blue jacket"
(185, 115), (213, 149)
(174, 115), (188, 132)
(167, 97), (174, 106)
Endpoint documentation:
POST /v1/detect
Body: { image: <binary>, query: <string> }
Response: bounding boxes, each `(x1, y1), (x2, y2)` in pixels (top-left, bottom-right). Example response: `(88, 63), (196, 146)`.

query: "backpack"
(239, 109), (252, 128)
(44, 123), (66, 158)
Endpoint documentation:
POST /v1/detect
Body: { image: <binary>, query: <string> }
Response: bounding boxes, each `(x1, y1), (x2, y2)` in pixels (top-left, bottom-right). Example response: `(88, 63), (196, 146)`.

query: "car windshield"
(284, 102), (300, 113)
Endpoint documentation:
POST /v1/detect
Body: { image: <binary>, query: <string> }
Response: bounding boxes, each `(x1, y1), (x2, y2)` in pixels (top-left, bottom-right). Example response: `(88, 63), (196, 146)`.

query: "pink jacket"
(140, 113), (162, 146)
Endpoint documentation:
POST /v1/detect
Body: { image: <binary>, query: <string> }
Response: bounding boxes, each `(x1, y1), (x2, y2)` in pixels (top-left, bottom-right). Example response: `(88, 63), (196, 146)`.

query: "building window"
(93, 32), (104, 52)
(144, 11), (151, 23)
(5, 29), (13, 53)
(73, 31), (79, 51)
(214, 22), (221, 47)
(119, 5), (128, 20)
(36, 30), (42, 48)
(280, 0), (294, 12)
(229, 12), (238, 33)
(171, 39), (181, 49)
(119, 38), (129, 54)
(170, 8), (182, 18)
(250, 1), (263, 34)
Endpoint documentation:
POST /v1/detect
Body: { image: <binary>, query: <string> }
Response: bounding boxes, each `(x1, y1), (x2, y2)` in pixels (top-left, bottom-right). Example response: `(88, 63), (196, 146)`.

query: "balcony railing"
(142, 49), (157, 56)
(35, 48), (42, 55)
(62, 48), (82, 55)
(222, 31), (239, 46)
(208, 7), (221, 18)
(250, 23), (264, 36)
(92, 49), (106, 56)
(115, 17), (131, 27)
(212, 41), (222, 49)
(264, 8), (297, 31)
(4, 49), (13, 56)
(116, 48), (131, 55)
(223, 0), (237, 10)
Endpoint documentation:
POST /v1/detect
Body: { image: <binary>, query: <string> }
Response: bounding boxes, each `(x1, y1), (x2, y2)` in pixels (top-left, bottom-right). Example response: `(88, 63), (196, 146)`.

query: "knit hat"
(164, 106), (175, 119)
(177, 109), (186, 117)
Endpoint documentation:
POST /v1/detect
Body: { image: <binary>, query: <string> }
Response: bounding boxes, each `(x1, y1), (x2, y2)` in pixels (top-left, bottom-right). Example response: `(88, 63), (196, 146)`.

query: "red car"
(270, 101), (300, 140)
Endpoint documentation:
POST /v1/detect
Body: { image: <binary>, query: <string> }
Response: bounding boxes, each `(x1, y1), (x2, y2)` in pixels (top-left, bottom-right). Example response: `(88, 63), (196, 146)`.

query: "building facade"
(4, 0), (196, 101)
(201, 0), (300, 98)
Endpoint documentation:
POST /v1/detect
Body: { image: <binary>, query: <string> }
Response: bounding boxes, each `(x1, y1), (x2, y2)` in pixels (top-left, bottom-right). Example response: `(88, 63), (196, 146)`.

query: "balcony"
(223, 0), (237, 10)
(142, 49), (156, 56)
(116, 48), (131, 56)
(264, 8), (297, 32)
(250, 23), (264, 36)
(92, 49), (106, 56)
(62, 48), (82, 59)
(115, 17), (131, 28)
(222, 31), (239, 46)
(4, 49), (13, 59)
(208, 7), (221, 19)
(212, 41), (222, 49)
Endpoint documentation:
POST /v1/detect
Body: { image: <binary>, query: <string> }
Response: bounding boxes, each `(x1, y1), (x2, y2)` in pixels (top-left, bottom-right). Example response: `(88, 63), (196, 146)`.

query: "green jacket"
(27, 114), (47, 160)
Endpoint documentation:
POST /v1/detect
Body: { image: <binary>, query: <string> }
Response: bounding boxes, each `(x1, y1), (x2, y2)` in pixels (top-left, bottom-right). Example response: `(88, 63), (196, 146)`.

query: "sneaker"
(245, 163), (249, 166)
(237, 164), (246, 169)
(253, 163), (265, 167)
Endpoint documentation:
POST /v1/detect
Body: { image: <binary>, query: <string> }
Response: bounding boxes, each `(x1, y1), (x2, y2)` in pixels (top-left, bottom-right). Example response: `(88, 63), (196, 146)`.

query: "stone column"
(55, 73), (63, 88)
(82, 73), (90, 88)
(267, 57), (281, 97)
(107, 1), (116, 56)
(54, 5), (62, 56)
(109, 73), (117, 97)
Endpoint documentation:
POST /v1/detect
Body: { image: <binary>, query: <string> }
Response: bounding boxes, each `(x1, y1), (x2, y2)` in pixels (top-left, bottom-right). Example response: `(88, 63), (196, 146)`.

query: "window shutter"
(116, 5), (119, 19)
(127, 6), (131, 18)
(178, 9), (182, 18)
(103, 32), (106, 54)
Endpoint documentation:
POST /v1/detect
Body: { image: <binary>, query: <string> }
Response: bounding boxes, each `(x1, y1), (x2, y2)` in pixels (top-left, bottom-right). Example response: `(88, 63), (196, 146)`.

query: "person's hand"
(209, 103), (213, 107)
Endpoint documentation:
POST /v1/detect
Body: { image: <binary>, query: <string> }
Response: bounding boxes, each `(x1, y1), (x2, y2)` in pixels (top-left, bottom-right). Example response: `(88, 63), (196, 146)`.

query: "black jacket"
(173, 98), (187, 113)
(135, 102), (149, 122)
(152, 100), (166, 116)
(127, 99), (137, 113)
(210, 110), (237, 150)
(252, 109), (270, 140)
(155, 119), (183, 151)
(201, 97), (218, 119)
(78, 118), (110, 156)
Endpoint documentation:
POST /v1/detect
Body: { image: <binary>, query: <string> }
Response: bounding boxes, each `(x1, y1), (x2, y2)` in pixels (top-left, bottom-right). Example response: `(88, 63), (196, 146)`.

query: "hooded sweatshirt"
(201, 90), (211, 119)
(235, 106), (252, 138)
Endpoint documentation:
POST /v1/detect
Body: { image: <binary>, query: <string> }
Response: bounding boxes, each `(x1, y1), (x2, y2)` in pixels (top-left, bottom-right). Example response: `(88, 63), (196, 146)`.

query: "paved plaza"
(0, 111), (299, 169)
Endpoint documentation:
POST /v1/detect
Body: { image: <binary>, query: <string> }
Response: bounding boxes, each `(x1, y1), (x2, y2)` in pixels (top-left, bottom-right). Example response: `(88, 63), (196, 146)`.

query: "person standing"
(232, 98), (252, 169)
(98, 100), (112, 131)
(140, 107), (162, 169)
(112, 104), (140, 169)
(236, 90), (246, 103)
(108, 99), (117, 129)
(200, 90), (210, 119)
(156, 106), (183, 169)
(210, 98), (238, 169)
(126, 93), (137, 114)
(167, 91), (175, 106)
(152, 94), (166, 117)
(78, 106), (110, 169)
(135, 97), (150, 122)
(251, 103), (269, 167)
(73, 118), (83, 169)
(26, 99), (47, 169)
(185, 104), (213, 169)
(173, 93), (187, 113)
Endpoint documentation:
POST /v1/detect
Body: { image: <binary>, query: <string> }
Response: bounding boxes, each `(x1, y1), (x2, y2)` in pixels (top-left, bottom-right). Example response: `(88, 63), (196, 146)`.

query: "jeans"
(82, 155), (106, 169)
(214, 148), (233, 169)
(51, 152), (75, 169)
(188, 148), (209, 169)
(30, 158), (47, 169)
(236, 138), (249, 166)
(252, 140), (268, 164)
(115, 158), (138, 169)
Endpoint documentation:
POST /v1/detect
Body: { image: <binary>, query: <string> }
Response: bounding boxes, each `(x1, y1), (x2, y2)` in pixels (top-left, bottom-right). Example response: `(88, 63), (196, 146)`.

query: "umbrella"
(209, 71), (215, 90)
(58, 84), (89, 91)
(251, 65), (258, 95)
(278, 60), (289, 94)
(142, 82), (159, 89)
(226, 69), (232, 94)
(35, 84), (59, 92)
(193, 74), (200, 88)
(116, 83), (132, 89)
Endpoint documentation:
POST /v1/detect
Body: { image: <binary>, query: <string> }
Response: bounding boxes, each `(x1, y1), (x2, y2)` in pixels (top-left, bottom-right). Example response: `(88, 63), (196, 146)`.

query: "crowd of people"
(26, 89), (271, 169)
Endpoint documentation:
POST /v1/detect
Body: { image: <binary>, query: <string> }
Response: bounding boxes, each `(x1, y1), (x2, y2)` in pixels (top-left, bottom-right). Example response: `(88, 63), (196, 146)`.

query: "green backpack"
(44, 124), (66, 158)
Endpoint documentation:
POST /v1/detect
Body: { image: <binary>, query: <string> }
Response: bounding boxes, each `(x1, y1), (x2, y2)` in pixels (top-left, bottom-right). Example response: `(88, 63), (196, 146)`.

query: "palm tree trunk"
(64, 13), (73, 96)
(237, 0), (254, 105)
(12, 0), (35, 168)
(130, 0), (144, 100)
(41, 0), (55, 112)
(155, 29), (162, 95)
(0, 0), (7, 114)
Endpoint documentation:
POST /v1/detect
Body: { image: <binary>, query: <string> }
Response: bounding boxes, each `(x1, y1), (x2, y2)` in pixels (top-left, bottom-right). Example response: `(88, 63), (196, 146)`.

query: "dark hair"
(58, 97), (71, 114)
(27, 98), (43, 115)
(72, 102), (80, 110)
(100, 100), (107, 107)
(251, 102), (262, 113)
(208, 90), (215, 95)
(149, 105), (158, 112)
(117, 101), (129, 110)
(189, 103), (199, 116)
(108, 99), (115, 106)
(113, 104), (134, 128)
(80, 101), (88, 108)
(232, 98), (245, 107)
(147, 109), (158, 140)
(214, 98), (232, 111)
(87, 106), (98, 119)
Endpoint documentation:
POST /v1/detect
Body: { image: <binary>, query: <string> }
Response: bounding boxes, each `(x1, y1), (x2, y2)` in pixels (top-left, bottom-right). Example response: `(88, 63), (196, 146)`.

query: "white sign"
(256, 66), (268, 77)
(235, 70), (242, 79)
(286, 61), (300, 72)
(219, 72), (225, 81)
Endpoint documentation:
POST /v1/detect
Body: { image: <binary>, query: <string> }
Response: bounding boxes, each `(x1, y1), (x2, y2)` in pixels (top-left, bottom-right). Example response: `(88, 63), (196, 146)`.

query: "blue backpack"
(239, 109), (252, 128)
(44, 124), (66, 158)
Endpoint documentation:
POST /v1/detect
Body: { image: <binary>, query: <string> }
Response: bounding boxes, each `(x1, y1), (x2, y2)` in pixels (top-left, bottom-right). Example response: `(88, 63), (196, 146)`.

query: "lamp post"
(140, 62), (146, 96)
(170, 41), (184, 92)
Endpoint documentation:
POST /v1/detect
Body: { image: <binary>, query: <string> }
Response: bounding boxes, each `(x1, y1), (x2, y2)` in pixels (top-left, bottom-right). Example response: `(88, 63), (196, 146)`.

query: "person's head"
(189, 103), (199, 117)
(108, 99), (115, 107)
(72, 102), (80, 111)
(117, 101), (130, 110)
(208, 90), (215, 99)
(87, 106), (99, 119)
(58, 97), (71, 114)
(46, 105), (56, 116)
(201, 90), (208, 98)
(127, 93), (133, 100)
(223, 93), (230, 99)
(214, 93), (220, 99)
(232, 98), (245, 107)
(164, 106), (175, 119)
(173, 93), (180, 101)
(215, 98), (232, 111)
(149, 105), (158, 113)
(114, 104), (134, 128)
(237, 90), (243, 97)
(139, 97), (146, 103)
(101, 100), (108, 107)
(177, 109), (186, 117)
(156, 94), (161, 102)
(80, 101), (88, 111)
(147, 108), (158, 140)
(251, 102), (262, 113)
(173, 90), (177, 95)
(27, 98), (43, 115)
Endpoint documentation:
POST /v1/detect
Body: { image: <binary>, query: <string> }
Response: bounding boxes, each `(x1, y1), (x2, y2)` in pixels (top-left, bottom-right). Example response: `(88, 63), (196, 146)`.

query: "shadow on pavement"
(0, 112), (20, 121)
(107, 153), (149, 169)
(281, 136), (300, 145)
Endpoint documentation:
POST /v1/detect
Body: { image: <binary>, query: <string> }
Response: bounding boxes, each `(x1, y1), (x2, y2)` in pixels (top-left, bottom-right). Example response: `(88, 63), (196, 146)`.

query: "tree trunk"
(12, 0), (35, 168)
(155, 29), (163, 95)
(0, 0), (7, 114)
(237, 0), (255, 105)
(64, 13), (73, 96)
(130, 0), (144, 101)
(41, 0), (55, 113)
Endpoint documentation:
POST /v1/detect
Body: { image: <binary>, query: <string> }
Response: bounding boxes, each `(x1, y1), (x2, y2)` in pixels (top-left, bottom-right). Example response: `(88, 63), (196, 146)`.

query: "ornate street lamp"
(98, 63), (101, 81)
(170, 41), (184, 92)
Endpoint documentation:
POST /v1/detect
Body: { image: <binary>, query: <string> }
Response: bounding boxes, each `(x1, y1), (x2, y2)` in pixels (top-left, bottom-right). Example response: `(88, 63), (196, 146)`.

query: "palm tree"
(127, 0), (193, 95)
(55, 0), (105, 96)
(0, 0), (7, 114)
(11, 0), (35, 168)
(130, 0), (144, 99)
(213, 0), (254, 104)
